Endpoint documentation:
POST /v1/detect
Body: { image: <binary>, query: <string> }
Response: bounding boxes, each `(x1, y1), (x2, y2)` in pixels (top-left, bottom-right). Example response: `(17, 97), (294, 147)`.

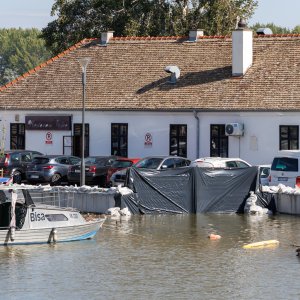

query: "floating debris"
(243, 240), (279, 249)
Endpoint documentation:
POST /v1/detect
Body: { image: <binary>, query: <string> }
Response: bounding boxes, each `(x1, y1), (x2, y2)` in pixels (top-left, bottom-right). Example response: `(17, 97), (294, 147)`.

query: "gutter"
(193, 110), (199, 158)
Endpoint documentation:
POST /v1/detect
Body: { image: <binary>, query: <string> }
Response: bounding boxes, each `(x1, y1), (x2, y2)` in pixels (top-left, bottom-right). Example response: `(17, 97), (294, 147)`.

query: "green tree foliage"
(0, 28), (52, 86)
(292, 26), (300, 34)
(41, 0), (258, 55)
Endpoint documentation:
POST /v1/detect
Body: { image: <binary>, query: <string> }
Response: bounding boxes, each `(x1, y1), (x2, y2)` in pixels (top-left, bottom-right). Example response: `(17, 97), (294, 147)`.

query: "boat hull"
(0, 219), (105, 246)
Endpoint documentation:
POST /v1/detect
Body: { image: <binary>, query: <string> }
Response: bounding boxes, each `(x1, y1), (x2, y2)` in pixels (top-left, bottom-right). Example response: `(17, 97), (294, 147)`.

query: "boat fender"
(10, 227), (15, 242)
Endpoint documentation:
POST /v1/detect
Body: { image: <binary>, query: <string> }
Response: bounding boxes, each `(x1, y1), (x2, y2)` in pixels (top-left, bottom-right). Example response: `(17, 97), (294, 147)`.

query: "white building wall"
(1, 110), (299, 166)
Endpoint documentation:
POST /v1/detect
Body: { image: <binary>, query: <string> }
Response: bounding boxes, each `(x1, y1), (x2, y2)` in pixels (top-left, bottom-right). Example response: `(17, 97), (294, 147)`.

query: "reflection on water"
(0, 214), (300, 299)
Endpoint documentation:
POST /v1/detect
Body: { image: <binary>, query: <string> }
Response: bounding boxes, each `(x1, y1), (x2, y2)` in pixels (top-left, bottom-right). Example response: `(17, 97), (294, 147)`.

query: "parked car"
(68, 156), (120, 187)
(26, 155), (81, 186)
(269, 150), (300, 188)
(110, 155), (191, 187)
(106, 157), (140, 187)
(190, 157), (251, 168)
(0, 150), (43, 184)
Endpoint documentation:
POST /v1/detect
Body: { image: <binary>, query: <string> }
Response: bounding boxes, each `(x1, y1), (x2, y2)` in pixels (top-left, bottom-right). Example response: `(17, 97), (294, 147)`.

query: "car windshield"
(111, 160), (133, 168)
(135, 158), (163, 169)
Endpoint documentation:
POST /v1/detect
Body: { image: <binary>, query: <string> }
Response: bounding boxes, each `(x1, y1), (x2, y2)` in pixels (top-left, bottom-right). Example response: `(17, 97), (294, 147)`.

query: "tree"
(41, 0), (258, 55)
(0, 28), (52, 86)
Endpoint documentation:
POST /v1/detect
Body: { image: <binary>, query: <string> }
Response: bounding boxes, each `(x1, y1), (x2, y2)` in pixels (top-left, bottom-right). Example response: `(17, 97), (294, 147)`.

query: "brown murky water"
(0, 214), (300, 299)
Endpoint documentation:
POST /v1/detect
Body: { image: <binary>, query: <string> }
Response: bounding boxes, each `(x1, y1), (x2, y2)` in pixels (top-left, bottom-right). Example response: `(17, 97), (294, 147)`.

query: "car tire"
(50, 173), (62, 186)
(13, 171), (22, 184)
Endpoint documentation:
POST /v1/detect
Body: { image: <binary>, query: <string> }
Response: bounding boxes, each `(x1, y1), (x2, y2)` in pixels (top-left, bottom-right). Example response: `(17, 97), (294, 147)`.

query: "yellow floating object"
(243, 240), (279, 249)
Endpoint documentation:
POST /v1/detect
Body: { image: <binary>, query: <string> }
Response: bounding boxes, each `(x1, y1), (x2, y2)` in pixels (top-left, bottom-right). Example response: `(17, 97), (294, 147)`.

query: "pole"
(81, 71), (86, 186)
(78, 57), (91, 186)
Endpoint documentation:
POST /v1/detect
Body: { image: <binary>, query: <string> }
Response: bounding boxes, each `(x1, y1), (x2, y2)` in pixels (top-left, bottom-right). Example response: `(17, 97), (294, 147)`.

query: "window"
(10, 153), (20, 162)
(45, 214), (68, 222)
(111, 123), (128, 157)
(21, 153), (31, 162)
(170, 125), (187, 157)
(280, 125), (299, 150)
(226, 161), (237, 168)
(69, 157), (81, 165)
(175, 158), (188, 167)
(271, 157), (298, 172)
(236, 161), (250, 168)
(10, 124), (25, 150)
(210, 125), (228, 157)
(161, 158), (175, 169)
(57, 157), (69, 164)
(73, 124), (89, 157)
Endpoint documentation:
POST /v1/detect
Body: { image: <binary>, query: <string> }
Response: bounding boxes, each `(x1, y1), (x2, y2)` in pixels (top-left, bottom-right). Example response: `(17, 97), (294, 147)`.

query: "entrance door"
(73, 124), (89, 157)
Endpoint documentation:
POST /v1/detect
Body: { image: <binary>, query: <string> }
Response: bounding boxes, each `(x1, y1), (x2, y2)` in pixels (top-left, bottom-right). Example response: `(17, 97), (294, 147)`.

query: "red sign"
(144, 133), (152, 146)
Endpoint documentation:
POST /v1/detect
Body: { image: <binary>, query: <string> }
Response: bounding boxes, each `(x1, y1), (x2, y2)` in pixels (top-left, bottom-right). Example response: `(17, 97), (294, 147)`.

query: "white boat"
(0, 186), (105, 245)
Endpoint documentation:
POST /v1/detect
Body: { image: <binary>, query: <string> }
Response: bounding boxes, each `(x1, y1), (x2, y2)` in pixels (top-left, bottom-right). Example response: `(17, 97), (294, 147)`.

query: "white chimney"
(100, 31), (114, 45)
(232, 19), (253, 76)
(189, 29), (204, 42)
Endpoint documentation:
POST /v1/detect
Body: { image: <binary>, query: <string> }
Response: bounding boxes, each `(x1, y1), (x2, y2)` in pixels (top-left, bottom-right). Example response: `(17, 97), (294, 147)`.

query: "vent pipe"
(164, 66), (180, 84)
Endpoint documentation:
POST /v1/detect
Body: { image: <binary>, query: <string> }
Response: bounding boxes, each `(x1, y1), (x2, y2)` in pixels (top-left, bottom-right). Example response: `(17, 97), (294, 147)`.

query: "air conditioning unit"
(225, 123), (244, 136)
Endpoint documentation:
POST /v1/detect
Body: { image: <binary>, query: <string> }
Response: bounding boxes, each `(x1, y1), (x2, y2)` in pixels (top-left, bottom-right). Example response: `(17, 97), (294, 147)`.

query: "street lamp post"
(78, 57), (91, 186)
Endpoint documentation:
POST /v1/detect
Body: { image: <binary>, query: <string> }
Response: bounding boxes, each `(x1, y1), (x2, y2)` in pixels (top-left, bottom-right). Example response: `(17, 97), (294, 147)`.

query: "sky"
(0, 0), (300, 30)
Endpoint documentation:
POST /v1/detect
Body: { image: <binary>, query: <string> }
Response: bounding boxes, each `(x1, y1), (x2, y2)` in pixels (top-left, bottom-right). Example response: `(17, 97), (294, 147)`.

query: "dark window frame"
(169, 124), (187, 157)
(210, 124), (228, 157)
(279, 125), (299, 150)
(73, 123), (89, 157)
(10, 123), (25, 150)
(111, 123), (128, 157)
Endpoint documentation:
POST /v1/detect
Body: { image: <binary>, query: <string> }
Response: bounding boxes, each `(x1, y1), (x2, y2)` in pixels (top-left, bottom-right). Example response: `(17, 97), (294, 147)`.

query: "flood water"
(1, 213), (300, 300)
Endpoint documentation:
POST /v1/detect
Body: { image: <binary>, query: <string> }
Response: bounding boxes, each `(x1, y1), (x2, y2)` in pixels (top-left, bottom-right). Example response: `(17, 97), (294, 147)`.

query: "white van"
(269, 150), (300, 188)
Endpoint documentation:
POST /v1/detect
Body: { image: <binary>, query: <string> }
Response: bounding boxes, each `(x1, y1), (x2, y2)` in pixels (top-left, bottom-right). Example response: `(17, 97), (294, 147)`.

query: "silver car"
(26, 155), (81, 185)
(111, 156), (191, 187)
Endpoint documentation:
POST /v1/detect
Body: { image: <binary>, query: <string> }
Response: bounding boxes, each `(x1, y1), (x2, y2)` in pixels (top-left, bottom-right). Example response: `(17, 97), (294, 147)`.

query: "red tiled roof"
(1, 34), (300, 111)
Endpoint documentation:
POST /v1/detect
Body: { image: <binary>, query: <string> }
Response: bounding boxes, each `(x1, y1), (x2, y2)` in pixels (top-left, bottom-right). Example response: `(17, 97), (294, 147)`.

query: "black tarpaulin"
(194, 167), (258, 213)
(122, 166), (262, 214)
(124, 167), (194, 214)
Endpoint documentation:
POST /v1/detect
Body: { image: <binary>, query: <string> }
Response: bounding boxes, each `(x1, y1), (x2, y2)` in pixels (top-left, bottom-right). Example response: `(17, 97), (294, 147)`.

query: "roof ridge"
(111, 35), (231, 41)
(0, 38), (94, 92)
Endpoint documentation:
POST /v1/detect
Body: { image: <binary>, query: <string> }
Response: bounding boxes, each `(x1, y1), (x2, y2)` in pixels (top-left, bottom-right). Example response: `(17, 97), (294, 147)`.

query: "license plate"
(74, 170), (80, 173)
(30, 175), (39, 179)
(278, 177), (288, 181)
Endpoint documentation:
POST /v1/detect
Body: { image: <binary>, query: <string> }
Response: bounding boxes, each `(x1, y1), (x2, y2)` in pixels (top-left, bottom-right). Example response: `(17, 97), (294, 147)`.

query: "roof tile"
(1, 35), (300, 111)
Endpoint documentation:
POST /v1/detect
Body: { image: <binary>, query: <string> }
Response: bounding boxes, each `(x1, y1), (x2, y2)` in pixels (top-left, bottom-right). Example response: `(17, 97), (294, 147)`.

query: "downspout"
(193, 110), (199, 158)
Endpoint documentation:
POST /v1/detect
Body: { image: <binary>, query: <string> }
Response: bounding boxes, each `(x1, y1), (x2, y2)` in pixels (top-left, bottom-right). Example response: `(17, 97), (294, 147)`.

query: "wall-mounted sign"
(25, 116), (71, 131)
(144, 132), (153, 146)
(45, 132), (53, 144)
